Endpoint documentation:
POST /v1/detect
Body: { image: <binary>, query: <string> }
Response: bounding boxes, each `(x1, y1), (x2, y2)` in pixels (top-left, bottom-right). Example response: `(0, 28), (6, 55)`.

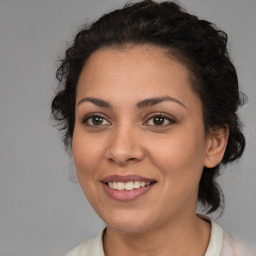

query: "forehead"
(76, 45), (199, 109)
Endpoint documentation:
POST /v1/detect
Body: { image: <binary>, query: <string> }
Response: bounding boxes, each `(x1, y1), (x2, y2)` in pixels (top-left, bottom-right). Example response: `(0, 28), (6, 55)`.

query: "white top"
(66, 218), (253, 256)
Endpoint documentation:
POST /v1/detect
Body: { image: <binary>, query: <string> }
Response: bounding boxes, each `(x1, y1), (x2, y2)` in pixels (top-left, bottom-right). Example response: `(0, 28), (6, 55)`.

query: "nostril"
(128, 157), (136, 161)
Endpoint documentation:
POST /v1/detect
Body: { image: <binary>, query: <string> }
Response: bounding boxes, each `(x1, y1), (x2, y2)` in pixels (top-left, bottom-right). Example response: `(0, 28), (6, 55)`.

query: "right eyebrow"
(77, 97), (112, 108)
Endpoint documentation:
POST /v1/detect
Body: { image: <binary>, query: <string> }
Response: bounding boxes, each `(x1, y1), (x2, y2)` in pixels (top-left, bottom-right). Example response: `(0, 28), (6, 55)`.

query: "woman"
(51, 1), (251, 255)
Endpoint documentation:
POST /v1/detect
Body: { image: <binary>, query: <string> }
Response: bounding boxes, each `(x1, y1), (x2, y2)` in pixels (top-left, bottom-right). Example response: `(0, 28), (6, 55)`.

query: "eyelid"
(81, 113), (111, 126)
(143, 112), (176, 126)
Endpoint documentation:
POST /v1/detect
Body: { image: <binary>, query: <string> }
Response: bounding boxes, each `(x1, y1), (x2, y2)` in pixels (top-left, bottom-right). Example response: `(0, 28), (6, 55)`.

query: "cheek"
(72, 130), (106, 198)
(149, 140), (204, 215)
(72, 132), (103, 172)
(72, 132), (106, 208)
(148, 133), (206, 189)
(149, 133), (203, 166)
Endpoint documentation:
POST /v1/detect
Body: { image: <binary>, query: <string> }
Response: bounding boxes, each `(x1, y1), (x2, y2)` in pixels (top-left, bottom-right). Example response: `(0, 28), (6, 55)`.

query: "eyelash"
(81, 112), (176, 128)
(82, 113), (110, 127)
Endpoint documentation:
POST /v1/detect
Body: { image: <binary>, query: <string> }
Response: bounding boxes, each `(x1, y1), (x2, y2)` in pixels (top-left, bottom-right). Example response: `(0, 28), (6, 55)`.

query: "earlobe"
(204, 126), (229, 168)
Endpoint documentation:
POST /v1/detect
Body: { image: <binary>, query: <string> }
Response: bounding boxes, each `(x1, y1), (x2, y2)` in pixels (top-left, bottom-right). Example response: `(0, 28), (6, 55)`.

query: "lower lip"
(102, 183), (155, 201)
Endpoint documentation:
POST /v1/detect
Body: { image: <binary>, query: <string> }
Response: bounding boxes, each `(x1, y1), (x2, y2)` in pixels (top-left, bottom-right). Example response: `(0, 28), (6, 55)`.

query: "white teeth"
(108, 181), (152, 190)
(108, 182), (113, 189)
(117, 182), (125, 190)
(134, 181), (140, 189)
(125, 181), (134, 190)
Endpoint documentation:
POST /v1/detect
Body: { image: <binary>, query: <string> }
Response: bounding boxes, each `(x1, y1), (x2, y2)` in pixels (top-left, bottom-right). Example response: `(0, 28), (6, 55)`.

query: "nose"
(106, 125), (145, 166)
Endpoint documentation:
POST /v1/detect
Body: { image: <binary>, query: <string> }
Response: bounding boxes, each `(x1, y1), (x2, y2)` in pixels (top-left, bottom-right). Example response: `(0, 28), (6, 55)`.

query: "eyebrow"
(77, 96), (186, 109)
(136, 96), (186, 109)
(77, 97), (112, 108)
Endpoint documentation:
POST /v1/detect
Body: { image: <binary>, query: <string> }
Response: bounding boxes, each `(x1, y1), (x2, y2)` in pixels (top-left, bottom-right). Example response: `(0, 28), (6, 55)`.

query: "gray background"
(0, 0), (255, 255)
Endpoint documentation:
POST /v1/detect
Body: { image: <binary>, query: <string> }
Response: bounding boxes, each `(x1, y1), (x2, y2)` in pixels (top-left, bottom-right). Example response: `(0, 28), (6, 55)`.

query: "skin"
(72, 45), (228, 256)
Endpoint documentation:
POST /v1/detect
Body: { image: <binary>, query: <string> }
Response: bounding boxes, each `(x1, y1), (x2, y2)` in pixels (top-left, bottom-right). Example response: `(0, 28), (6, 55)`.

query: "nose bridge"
(106, 121), (144, 165)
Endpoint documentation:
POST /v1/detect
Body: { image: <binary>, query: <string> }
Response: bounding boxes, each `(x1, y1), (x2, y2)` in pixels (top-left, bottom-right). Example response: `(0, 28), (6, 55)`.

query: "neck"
(103, 213), (211, 256)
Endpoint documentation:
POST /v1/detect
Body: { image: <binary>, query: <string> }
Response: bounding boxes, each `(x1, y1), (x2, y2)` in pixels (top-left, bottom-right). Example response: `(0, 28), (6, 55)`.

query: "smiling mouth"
(106, 181), (154, 191)
(101, 175), (157, 200)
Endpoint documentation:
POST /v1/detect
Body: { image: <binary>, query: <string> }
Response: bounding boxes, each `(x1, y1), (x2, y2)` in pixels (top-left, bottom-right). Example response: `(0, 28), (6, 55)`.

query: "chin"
(103, 211), (154, 234)
(108, 222), (151, 234)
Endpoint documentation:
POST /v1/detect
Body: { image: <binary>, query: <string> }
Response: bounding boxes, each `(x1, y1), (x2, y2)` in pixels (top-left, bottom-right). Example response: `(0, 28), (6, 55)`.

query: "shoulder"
(66, 229), (105, 256)
(221, 231), (255, 256)
(199, 214), (254, 256)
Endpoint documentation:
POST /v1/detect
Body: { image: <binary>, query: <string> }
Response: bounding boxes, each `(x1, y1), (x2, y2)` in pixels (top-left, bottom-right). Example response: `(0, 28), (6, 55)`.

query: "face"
(72, 45), (212, 233)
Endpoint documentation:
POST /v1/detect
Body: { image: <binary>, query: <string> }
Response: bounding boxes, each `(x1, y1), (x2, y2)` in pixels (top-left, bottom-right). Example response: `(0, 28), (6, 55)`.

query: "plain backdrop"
(0, 0), (255, 255)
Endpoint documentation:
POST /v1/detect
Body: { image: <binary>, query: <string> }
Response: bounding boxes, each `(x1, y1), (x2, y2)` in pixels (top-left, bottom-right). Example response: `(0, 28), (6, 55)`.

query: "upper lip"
(101, 175), (156, 183)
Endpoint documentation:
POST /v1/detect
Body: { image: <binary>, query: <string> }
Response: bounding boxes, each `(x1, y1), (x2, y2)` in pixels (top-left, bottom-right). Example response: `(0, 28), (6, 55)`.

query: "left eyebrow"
(136, 96), (186, 109)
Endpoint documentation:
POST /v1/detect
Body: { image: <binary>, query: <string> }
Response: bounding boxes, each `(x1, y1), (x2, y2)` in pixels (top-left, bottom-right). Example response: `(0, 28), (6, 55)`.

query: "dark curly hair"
(51, 0), (246, 213)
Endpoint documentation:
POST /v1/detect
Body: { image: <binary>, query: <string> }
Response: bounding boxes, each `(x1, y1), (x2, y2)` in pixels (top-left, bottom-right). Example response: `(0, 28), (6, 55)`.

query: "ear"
(204, 125), (229, 168)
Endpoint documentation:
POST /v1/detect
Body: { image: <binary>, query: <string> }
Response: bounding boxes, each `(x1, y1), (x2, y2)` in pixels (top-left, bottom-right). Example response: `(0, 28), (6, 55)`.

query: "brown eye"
(152, 116), (165, 125)
(91, 116), (104, 125)
(146, 114), (175, 126)
(82, 115), (110, 126)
